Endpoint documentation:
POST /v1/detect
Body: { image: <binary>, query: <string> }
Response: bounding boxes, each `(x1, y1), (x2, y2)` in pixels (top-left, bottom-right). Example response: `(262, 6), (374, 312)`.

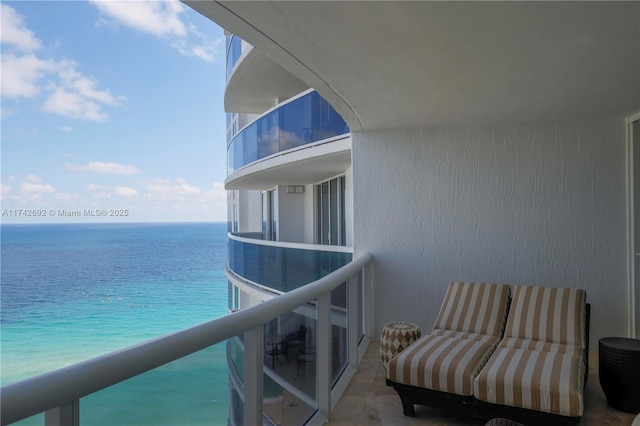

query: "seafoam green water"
(1, 222), (230, 425)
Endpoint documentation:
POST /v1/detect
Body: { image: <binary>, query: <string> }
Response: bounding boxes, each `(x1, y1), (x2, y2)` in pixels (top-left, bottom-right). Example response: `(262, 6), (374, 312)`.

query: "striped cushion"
(430, 329), (500, 344)
(474, 346), (585, 417)
(387, 334), (500, 396)
(499, 337), (583, 357)
(503, 286), (586, 347)
(433, 282), (511, 337)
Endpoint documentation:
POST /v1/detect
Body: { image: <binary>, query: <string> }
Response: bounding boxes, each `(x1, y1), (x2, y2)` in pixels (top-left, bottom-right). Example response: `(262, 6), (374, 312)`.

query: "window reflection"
(227, 91), (349, 174)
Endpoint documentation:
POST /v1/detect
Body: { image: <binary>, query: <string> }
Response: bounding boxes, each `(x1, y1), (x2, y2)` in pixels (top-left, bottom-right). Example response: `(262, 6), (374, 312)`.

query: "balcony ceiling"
(187, 1), (639, 131)
(225, 48), (310, 114)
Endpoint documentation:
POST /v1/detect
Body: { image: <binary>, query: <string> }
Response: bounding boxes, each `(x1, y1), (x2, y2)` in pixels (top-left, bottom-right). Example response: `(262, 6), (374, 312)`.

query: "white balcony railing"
(0, 253), (373, 426)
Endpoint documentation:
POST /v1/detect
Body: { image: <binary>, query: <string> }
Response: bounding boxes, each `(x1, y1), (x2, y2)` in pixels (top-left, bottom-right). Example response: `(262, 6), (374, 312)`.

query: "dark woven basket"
(599, 337), (640, 414)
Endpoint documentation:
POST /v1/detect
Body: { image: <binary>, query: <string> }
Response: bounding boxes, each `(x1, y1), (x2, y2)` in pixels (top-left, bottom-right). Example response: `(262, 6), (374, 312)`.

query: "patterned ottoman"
(380, 321), (421, 370)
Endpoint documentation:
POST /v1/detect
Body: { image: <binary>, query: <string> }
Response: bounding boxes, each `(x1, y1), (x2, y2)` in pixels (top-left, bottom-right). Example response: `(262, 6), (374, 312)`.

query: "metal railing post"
(243, 326), (263, 425)
(45, 401), (79, 426)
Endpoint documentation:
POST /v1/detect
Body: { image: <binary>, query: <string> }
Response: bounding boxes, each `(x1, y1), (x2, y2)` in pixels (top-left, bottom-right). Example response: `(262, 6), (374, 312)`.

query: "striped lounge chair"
(386, 282), (511, 417)
(474, 285), (589, 425)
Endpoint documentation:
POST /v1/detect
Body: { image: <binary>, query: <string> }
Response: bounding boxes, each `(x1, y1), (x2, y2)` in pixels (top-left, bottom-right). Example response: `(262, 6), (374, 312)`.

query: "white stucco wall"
(277, 185), (306, 243)
(238, 190), (262, 233)
(352, 118), (627, 348)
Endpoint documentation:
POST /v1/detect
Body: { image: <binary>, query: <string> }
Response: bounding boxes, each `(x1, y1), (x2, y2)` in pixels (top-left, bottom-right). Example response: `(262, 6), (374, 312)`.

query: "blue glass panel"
(257, 109), (280, 160)
(279, 94), (313, 151)
(242, 122), (258, 166)
(228, 239), (352, 293)
(226, 35), (243, 79)
(226, 91), (350, 173)
(311, 91), (349, 141)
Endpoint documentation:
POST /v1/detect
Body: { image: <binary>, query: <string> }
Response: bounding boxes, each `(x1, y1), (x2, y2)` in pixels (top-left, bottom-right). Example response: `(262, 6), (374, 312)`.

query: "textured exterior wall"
(277, 185), (306, 243)
(352, 118), (627, 348)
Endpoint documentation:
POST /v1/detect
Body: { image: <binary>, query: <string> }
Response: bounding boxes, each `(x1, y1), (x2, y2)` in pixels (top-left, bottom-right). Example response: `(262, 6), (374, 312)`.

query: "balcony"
(225, 35), (309, 115)
(226, 90), (350, 190)
(228, 232), (352, 293)
(1, 254), (374, 426)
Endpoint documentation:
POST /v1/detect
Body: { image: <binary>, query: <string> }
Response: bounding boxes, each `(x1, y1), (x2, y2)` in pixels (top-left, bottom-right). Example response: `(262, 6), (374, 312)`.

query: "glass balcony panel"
(229, 336), (245, 383)
(227, 91), (349, 174)
(80, 344), (228, 425)
(263, 309), (316, 426)
(229, 386), (244, 426)
(258, 110), (280, 160)
(279, 95), (313, 151)
(226, 35), (243, 79)
(311, 91), (350, 141)
(331, 282), (348, 386)
(228, 238), (352, 293)
(8, 413), (42, 426)
(242, 122), (258, 169)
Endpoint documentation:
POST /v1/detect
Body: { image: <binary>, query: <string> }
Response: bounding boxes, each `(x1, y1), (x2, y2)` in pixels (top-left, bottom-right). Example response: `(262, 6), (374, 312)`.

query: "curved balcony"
(226, 90), (350, 189)
(227, 233), (352, 294)
(225, 35), (309, 114)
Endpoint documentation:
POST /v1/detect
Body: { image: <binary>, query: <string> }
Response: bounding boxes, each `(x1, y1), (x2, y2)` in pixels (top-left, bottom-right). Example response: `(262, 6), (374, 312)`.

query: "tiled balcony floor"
(327, 342), (638, 426)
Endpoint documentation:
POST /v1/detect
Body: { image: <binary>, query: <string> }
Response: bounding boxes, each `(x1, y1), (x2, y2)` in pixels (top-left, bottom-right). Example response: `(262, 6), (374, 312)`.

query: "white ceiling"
(186, 1), (640, 132)
(225, 47), (309, 113)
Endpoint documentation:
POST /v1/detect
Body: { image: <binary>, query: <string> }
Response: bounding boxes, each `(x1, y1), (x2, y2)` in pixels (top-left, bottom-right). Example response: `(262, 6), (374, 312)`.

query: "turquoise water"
(1, 222), (230, 425)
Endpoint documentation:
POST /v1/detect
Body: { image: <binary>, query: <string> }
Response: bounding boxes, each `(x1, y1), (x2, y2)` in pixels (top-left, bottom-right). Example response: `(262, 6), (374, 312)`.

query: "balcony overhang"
(225, 47), (310, 114)
(186, 1), (640, 131)
(225, 137), (351, 190)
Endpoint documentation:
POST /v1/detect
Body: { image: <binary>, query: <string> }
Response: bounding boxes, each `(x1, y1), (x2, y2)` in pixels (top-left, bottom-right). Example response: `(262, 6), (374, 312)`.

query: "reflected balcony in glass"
(227, 91), (350, 175)
(227, 236), (352, 293)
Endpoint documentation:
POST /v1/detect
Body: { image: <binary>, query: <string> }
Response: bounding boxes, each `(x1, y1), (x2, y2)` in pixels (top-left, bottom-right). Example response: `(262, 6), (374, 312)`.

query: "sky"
(0, 0), (228, 224)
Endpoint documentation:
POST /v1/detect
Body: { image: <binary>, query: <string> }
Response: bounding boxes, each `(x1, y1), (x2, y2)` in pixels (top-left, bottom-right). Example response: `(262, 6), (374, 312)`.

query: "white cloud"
(43, 87), (110, 122)
(142, 178), (204, 202)
(1, 53), (56, 99)
(65, 161), (141, 175)
(21, 182), (56, 193)
(26, 174), (43, 183)
(202, 181), (227, 201)
(0, 5), (124, 122)
(1, 108), (15, 119)
(91, 0), (187, 38)
(54, 192), (78, 201)
(0, 4), (42, 52)
(87, 183), (107, 191)
(114, 186), (138, 199)
(0, 184), (12, 199)
(91, 0), (220, 62)
(58, 125), (74, 132)
(56, 60), (122, 106)
(87, 184), (113, 199)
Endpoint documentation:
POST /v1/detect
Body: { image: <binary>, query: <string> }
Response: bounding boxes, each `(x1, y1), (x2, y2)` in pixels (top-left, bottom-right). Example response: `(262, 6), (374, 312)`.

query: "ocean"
(1, 222), (230, 425)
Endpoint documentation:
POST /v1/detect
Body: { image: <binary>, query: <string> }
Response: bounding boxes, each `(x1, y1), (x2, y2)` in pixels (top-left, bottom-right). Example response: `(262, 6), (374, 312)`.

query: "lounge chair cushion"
(430, 329), (501, 344)
(474, 345), (585, 417)
(433, 282), (511, 338)
(499, 337), (583, 357)
(388, 334), (501, 396)
(503, 286), (586, 348)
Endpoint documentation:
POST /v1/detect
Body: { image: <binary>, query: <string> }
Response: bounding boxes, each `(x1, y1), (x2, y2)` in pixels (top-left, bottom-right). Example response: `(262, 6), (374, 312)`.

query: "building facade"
(223, 32), (360, 424)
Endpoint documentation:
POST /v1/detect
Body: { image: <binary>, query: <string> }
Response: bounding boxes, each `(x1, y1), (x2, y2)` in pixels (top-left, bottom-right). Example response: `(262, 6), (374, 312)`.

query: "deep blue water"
(1, 222), (230, 425)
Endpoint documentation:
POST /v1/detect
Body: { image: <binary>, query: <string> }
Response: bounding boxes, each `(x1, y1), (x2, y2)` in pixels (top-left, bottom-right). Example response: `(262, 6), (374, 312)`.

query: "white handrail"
(0, 253), (372, 426)
(228, 232), (354, 253)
